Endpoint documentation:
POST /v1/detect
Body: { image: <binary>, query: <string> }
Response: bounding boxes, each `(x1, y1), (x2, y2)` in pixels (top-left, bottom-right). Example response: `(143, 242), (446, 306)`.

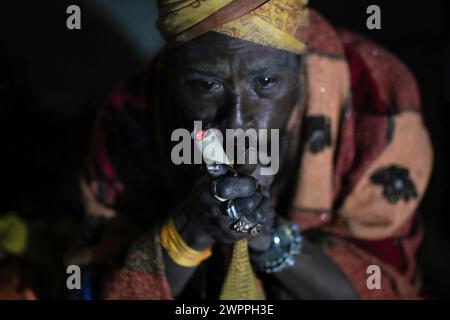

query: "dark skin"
(163, 32), (357, 299)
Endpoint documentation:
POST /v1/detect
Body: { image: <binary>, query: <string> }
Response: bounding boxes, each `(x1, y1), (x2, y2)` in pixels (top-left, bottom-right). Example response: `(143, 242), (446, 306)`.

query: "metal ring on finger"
(232, 215), (262, 236)
(225, 200), (240, 220)
(211, 180), (227, 202)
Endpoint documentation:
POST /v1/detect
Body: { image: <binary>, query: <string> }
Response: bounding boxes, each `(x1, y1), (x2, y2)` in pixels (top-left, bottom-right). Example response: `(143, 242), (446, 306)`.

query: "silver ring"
(249, 224), (262, 236)
(232, 215), (262, 236)
(211, 180), (227, 202)
(225, 201), (240, 220)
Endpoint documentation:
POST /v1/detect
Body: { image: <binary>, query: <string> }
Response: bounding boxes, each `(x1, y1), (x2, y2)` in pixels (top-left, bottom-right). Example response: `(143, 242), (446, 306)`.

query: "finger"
(212, 176), (258, 200)
(226, 193), (263, 217)
(209, 213), (248, 243)
(246, 197), (275, 228)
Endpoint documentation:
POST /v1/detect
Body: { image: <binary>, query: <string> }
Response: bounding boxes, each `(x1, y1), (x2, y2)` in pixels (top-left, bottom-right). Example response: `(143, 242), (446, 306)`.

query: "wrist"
(250, 223), (303, 274)
(160, 217), (213, 268)
(172, 212), (215, 251)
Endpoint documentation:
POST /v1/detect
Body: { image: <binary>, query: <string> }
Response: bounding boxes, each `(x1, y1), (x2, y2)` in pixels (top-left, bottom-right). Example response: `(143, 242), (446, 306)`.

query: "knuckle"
(214, 176), (257, 199)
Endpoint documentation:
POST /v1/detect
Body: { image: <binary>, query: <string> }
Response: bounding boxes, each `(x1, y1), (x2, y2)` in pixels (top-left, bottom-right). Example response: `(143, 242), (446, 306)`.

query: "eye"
(255, 76), (278, 90)
(191, 80), (223, 92)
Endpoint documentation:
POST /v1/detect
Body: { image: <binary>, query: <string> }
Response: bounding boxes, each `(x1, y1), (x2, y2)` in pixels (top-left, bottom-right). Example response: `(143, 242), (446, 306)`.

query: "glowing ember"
(196, 130), (206, 141)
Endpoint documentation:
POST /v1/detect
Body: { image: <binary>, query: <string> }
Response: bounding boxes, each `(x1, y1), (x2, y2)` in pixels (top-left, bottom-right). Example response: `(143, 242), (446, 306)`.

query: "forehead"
(175, 32), (298, 74)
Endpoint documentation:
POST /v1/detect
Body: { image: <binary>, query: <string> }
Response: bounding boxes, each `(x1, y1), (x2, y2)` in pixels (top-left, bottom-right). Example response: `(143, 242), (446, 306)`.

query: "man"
(73, 0), (433, 299)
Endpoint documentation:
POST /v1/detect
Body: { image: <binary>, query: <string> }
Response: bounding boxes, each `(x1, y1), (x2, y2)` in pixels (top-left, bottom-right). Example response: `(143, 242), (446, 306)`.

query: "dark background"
(0, 0), (449, 298)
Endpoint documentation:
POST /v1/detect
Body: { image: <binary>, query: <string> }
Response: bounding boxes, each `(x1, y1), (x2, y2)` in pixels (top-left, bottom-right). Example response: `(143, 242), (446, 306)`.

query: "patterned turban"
(156, 0), (309, 54)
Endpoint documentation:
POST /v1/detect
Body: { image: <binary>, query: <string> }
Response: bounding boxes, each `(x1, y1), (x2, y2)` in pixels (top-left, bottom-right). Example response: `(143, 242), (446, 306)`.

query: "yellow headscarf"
(156, 0), (308, 54)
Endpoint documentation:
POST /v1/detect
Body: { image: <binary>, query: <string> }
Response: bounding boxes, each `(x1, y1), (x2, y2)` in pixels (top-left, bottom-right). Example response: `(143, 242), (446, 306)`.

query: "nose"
(220, 89), (257, 130)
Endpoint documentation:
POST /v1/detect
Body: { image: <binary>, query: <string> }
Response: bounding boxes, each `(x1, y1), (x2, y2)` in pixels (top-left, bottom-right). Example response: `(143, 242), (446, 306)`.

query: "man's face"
(172, 32), (301, 176)
(174, 32), (301, 132)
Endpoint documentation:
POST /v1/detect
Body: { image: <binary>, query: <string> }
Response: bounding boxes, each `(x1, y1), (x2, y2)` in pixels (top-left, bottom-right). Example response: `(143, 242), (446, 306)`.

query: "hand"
(172, 164), (275, 250)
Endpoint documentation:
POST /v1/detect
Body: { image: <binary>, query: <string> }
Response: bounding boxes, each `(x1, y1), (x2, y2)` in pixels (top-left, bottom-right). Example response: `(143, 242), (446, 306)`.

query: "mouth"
(190, 120), (280, 175)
